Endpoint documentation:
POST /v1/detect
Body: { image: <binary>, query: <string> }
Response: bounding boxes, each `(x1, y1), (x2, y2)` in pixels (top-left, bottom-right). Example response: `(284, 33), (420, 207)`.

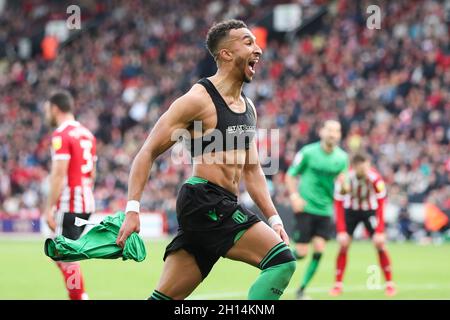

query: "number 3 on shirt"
(80, 139), (93, 174)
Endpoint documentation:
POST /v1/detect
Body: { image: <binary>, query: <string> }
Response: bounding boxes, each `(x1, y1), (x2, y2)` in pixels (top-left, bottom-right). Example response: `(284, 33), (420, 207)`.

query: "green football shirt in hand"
(44, 211), (146, 262)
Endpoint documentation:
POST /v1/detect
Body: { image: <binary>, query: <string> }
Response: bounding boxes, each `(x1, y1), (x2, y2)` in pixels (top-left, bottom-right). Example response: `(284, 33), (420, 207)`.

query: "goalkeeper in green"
(286, 120), (349, 299)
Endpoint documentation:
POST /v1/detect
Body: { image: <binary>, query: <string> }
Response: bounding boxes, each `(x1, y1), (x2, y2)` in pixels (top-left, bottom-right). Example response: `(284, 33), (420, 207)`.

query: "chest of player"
(348, 178), (376, 198)
(186, 114), (256, 157)
(190, 102), (256, 135)
(308, 156), (343, 178)
(185, 89), (256, 156)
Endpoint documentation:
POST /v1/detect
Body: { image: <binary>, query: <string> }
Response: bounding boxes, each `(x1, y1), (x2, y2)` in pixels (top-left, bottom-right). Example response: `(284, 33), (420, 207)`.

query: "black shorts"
(292, 212), (332, 243)
(164, 178), (261, 279)
(55, 212), (91, 240)
(345, 209), (376, 237)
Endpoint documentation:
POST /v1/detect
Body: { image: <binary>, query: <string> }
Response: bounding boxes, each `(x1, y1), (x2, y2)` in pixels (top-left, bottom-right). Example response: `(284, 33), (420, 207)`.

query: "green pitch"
(1, 238), (449, 300)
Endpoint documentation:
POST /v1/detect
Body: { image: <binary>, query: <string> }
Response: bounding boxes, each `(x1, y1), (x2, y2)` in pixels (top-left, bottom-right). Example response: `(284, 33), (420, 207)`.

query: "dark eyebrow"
(242, 34), (255, 41)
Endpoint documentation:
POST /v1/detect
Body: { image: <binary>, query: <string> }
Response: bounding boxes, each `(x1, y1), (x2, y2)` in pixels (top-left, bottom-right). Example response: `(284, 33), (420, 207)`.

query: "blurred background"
(0, 0), (450, 244)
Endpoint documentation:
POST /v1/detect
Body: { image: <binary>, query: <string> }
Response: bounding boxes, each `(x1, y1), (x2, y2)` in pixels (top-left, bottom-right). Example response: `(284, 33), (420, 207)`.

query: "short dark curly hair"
(352, 151), (371, 164)
(205, 19), (248, 60)
(48, 90), (74, 113)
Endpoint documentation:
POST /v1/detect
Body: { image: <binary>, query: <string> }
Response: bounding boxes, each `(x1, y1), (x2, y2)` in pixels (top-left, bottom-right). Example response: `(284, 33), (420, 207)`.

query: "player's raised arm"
(243, 140), (289, 245)
(116, 91), (203, 247)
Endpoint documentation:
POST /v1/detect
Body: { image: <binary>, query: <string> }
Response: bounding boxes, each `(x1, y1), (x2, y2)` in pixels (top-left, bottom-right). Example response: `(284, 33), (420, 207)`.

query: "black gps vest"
(185, 78), (257, 157)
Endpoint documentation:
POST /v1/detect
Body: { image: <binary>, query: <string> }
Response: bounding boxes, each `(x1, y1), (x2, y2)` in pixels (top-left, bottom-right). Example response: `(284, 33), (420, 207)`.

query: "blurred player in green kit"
(285, 120), (349, 299)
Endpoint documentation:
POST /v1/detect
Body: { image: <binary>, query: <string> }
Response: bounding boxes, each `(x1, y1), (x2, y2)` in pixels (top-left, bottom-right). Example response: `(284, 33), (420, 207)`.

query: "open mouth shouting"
(247, 58), (259, 77)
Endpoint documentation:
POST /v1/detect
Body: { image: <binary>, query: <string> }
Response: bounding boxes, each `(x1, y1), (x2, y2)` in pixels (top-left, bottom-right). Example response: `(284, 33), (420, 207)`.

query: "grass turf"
(0, 238), (449, 300)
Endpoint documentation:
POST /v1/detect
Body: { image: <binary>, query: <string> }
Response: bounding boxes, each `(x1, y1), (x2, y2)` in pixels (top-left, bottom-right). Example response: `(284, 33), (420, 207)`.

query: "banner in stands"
(0, 218), (40, 233)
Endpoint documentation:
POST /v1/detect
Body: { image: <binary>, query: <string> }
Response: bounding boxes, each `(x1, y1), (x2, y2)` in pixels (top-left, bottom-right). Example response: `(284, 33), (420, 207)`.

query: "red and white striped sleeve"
(373, 173), (387, 200)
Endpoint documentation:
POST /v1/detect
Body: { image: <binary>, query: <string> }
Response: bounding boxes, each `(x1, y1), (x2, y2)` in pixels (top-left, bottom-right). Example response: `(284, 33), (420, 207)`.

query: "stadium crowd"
(0, 0), (449, 235)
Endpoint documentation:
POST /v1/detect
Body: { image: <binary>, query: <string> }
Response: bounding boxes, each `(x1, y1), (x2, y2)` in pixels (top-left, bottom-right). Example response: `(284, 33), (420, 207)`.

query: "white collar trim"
(56, 120), (80, 132)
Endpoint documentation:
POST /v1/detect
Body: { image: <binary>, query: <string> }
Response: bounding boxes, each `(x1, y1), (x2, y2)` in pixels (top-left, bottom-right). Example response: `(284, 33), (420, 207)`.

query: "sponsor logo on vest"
(170, 121), (280, 175)
(226, 124), (256, 135)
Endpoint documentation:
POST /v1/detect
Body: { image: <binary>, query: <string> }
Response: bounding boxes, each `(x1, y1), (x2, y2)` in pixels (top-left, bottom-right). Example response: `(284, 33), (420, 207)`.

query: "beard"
(46, 115), (57, 127)
(235, 56), (252, 83)
(324, 139), (336, 148)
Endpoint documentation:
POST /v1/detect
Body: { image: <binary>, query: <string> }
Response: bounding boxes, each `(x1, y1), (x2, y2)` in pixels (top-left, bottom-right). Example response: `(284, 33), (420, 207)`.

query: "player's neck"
(210, 69), (244, 102)
(320, 141), (334, 154)
(56, 114), (75, 127)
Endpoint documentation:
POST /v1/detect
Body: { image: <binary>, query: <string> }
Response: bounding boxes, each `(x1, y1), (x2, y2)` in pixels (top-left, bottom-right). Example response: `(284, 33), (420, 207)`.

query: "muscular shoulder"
(168, 84), (208, 121)
(292, 143), (317, 164)
(184, 83), (207, 104)
(302, 142), (320, 155)
(52, 126), (70, 141)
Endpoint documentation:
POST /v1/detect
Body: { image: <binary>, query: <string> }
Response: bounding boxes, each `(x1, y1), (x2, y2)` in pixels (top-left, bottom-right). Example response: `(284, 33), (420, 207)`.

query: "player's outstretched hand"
(116, 212), (140, 248)
(273, 224), (290, 245)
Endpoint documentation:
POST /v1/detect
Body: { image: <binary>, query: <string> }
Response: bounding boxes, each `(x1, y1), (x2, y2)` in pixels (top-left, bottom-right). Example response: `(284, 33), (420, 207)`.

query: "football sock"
(300, 252), (322, 291)
(148, 290), (173, 300)
(56, 261), (87, 300)
(377, 248), (392, 282)
(248, 242), (296, 300)
(335, 247), (348, 283)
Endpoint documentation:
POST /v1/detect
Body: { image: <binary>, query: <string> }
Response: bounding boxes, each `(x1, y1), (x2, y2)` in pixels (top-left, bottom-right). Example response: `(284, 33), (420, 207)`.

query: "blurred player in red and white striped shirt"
(330, 152), (396, 297)
(43, 91), (97, 300)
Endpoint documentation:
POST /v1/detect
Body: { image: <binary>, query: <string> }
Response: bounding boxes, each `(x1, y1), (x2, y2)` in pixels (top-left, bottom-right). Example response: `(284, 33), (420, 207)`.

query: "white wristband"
(290, 193), (299, 200)
(125, 200), (140, 214)
(268, 215), (283, 228)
